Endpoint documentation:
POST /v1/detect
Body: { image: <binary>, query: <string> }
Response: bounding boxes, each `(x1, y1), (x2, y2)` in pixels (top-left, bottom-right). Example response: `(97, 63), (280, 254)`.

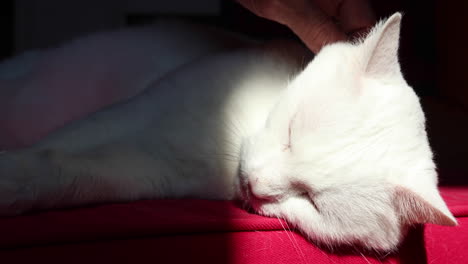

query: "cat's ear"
(361, 12), (402, 78)
(393, 183), (457, 226)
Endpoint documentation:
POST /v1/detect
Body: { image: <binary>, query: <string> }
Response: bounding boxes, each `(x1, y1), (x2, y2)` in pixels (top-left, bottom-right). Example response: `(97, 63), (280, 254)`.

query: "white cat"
(0, 13), (456, 252)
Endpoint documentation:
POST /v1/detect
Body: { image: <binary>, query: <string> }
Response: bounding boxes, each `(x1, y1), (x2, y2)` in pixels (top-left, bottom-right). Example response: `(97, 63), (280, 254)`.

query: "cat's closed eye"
(283, 122), (293, 151)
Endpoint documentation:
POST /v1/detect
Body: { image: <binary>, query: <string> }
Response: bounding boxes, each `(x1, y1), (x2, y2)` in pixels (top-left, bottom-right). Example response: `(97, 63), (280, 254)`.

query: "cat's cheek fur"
(256, 194), (403, 252)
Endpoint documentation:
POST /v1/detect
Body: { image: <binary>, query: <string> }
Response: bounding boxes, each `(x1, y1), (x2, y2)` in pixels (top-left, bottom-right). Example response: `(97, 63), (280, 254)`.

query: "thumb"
(286, 3), (347, 53)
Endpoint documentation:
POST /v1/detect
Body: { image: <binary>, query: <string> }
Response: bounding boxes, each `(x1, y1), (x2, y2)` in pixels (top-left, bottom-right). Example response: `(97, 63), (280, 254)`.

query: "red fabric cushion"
(0, 185), (466, 264)
(425, 186), (468, 264)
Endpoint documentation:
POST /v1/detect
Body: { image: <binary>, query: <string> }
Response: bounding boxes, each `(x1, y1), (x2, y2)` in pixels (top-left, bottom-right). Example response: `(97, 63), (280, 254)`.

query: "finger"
(287, 2), (347, 53)
(235, 0), (315, 26)
(313, 0), (376, 37)
(235, 0), (347, 53)
(235, 0), (271, 19)
(337, 0), (376, 36)
(312, 0), (343, 17)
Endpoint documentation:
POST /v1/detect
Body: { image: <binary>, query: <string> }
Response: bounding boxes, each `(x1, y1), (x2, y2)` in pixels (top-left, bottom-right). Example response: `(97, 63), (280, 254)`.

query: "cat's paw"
(0, 184), (31, 216)
(0, 152), (35, 216)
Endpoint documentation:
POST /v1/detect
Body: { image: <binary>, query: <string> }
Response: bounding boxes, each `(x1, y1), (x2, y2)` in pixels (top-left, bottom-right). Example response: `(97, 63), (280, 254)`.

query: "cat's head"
(239, 13), (456, 252)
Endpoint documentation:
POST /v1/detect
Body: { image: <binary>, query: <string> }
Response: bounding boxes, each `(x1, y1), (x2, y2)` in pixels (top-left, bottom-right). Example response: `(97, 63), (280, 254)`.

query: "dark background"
(0, 1), (441, 97)
(0, 1), (441, 96)
(0, 0), (467, 183)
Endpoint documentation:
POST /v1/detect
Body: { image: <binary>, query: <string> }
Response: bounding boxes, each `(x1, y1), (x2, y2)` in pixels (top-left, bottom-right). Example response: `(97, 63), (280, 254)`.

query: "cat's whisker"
(285, 220), (308, 263)
(359, 251), (372, 264)
(228, 117), (244, 137)
(277, 217), (299, 256)
(229, 104), (249, 136)
(195, 152), (239, 163)
(380, 250), (392, 260)
(277, 216), (307, 264)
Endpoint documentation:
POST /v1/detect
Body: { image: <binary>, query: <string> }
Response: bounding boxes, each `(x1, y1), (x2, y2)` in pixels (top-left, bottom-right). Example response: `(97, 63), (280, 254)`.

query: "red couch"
(0, 181), (466, 264)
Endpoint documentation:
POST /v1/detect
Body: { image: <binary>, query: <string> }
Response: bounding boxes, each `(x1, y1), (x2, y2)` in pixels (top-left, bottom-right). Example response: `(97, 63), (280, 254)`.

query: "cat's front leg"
(0, 147), (178, 216)
(0, 150), (98, 215)
(0, 149), (126, 215)
(0, 151), (50, 215)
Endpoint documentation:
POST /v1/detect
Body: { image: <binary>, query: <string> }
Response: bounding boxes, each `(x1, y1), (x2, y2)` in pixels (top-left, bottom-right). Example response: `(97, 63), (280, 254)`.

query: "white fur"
(0, 13), (455, 251)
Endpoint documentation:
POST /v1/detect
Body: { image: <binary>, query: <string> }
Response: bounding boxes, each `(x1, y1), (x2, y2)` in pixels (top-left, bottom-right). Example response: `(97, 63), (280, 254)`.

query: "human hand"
(236, 0), (376, 53)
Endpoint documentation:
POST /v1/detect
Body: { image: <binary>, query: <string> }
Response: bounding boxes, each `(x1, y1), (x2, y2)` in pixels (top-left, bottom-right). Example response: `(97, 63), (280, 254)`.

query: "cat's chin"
(239, 185), (276, 213)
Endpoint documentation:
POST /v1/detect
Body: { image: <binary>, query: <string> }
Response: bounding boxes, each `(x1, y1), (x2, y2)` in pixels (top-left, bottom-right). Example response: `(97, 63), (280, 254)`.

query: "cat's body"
(0, 14), (456, 252)
(4, 47), (301, 202)
(0, 21), (256, 148)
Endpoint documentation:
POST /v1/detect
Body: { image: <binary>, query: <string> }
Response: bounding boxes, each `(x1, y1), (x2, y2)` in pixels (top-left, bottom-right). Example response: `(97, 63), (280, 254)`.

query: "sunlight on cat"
(0, 13), (456, 253)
